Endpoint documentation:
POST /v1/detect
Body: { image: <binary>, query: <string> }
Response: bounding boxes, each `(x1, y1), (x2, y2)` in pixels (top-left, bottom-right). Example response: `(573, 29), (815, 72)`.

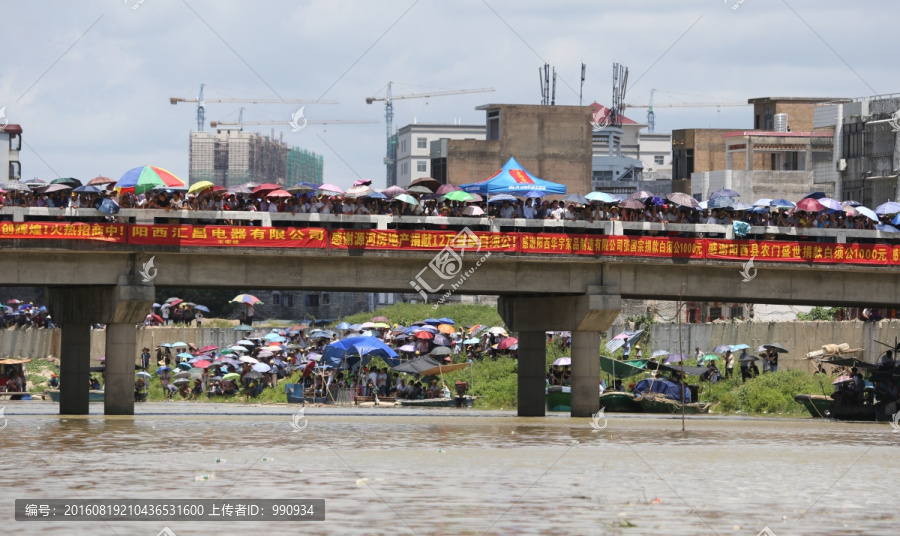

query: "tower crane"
(624, 89), (747, 133)
(365, 82), (495, 186)
(170, 84), (339, 131)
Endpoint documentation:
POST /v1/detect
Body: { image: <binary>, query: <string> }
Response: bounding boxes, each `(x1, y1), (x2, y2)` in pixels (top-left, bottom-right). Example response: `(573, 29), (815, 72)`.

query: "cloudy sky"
(2, 0), (895, 189)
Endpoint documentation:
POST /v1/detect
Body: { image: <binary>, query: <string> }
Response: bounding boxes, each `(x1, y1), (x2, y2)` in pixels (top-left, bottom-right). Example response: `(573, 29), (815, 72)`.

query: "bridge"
(2, 207), (898, 418)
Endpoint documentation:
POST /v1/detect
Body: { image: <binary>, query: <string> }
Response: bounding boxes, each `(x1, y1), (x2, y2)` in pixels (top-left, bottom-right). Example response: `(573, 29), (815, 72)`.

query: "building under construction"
(189, 127), (323, 187)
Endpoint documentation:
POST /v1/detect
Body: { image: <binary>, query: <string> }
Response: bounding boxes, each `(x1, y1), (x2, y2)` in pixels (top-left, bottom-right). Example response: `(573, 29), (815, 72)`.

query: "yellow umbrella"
(437, 324), (456, 334)
(188, 181), (215, 194)
(372, 322), (391, 329)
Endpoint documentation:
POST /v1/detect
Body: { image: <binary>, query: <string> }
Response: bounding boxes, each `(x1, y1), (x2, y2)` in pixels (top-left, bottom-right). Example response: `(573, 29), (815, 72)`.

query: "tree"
(796, 307), (843, 321)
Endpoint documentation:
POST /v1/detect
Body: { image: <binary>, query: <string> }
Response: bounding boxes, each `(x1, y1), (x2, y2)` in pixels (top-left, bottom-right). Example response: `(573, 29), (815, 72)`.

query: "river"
(1, 402), (897, 535)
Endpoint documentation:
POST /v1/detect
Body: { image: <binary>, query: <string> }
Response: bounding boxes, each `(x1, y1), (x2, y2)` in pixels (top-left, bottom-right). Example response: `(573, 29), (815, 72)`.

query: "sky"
(2, 0), (897, 190)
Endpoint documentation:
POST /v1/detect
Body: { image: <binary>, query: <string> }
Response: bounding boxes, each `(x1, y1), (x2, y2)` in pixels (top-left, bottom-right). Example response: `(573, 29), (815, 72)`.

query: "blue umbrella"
(155, 366), (171, 374)
(876, 201), (900, 215)
(710, 188), (740, 199)
(422, 318), (442, 326)
(263, 332), (281, 340)
(732, 202), (753, 211)
(136, 371), (152, 379)
(730, 344), (750, 351)
(463, 338), (481, 345)
(753, 198), (773, 207)
(842, 200), (862, 207)
(488, 194), (518, 203)
(818, 198), (843, 211)
(802, 191), (827, 200)
(194, 305), (210, 313)
(586, 191), (618, 203)
(564, 193), (591, 205)
(73, 185), (102, 194)
(433, 334), (451, 346)
(176, 352), (192, 359)
(336, 322), (352, 330)
(98, 198), (120, 214)
(437, 317), (455, 325)
(712, 345), (732, 353)
(892, 214), (900, 226)
(707, 196), (735, 208)
(177, 362), (192, 370)
(876, 224), (900, 233)
(770, 199), (796, 209)
(521, 190), (545, 198)
(648, 195), (665, 206)
(366, 191), (388, 199)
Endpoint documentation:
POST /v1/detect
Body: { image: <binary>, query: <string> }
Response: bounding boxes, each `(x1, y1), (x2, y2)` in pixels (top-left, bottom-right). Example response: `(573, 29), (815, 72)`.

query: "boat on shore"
(398, 396), (476, 408)
(599, 391), (641, 412)
(793, 394), (832, 418)
(634, 394), (711, 414)
(546, 385), (571, 412)
(45, 389), (105, 402)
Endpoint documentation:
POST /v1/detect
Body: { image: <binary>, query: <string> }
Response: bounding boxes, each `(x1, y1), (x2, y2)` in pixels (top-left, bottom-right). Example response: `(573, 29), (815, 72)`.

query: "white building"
(394, 123), (485, 187)
(1, 124), (22, 181)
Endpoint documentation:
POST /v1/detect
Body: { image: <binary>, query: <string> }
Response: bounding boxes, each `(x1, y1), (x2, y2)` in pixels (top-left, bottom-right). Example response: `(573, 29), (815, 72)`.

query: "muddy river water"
(1, 403), (897, 535)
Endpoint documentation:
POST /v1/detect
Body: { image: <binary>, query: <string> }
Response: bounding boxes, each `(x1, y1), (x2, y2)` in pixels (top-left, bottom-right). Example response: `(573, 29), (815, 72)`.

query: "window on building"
(730, 306), (744, 319)
(272, 291), (281, 306)
(487, 110), (501, 140)
(708, 307), (723, 321)
(416, 137), (427, 149)
(417, 160), (427, 173)
(764, 107), (773, 130)
(377, 293), (395, 305)
(283, 294), (293, 307)
(654, 155), (664, 165)
(321, 293), (330, 305)
(401, 139), (407, 153)
(842, 122), (864, 159)
(305, 294), (319, 307)
(401, 163), (409, 175)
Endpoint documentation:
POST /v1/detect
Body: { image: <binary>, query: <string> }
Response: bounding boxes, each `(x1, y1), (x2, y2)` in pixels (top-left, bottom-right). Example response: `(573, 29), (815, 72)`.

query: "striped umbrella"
(116, 166), (184, 194)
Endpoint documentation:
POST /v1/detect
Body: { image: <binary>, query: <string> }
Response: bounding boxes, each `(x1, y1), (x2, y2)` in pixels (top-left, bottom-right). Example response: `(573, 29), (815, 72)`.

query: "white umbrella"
(239, 356), (259, 364)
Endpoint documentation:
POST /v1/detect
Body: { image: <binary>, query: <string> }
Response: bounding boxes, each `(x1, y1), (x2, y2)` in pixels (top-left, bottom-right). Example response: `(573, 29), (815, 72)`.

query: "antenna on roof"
(579, 63), (586, 106)
(551, 67), (557, 105)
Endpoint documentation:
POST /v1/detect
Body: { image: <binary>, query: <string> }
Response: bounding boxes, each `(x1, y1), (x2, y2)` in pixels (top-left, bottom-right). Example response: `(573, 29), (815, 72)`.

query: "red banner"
(0, 222), (126, 242)
(329, 229), (517, 252)
(520, 233), (704, 258)
(128, 225), (328, 248)
(707, 239), (891, 265)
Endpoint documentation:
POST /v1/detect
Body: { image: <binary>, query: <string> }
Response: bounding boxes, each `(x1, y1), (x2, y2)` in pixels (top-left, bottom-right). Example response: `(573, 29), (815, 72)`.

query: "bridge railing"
(1, 207), (898, 244)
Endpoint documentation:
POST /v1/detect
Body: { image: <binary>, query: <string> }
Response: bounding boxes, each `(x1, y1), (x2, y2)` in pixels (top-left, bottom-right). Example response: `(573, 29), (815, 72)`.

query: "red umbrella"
(149, 314), (163, 323)
(193, 360), (212, 369)
(497, 337), (518, 351)
(415, 331), (434, 340)
(252, 183), (281, 195)
(796, 198), (824, 212)
(200, 345), (218, 352)
(266, 189), (292, 198)
(7, 299), (21, 305)
(302, 359), (316, 378)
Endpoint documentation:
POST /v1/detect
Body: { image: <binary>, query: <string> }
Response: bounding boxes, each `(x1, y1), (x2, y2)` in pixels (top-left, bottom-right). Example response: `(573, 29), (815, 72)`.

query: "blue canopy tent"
(633, 378), (690, 402)
(460, 157), (567, 195)
(321, 336), (400, 369)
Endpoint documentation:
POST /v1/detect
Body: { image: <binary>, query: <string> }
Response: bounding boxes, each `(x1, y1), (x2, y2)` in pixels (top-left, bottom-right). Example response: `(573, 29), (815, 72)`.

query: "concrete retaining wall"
(0, 328), (60, 358)
(647, 320), (900, 371)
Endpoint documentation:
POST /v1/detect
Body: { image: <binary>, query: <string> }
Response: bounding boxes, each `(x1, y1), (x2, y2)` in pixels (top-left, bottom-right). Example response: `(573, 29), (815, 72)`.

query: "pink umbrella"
(462, 205), (484, 216)
(498, 337), (518, 351)
(613, 333), (629, 340)
(832, 375), (853, 384)
(352, 179), (372, 187)
(467, 193), (483, 203)
(193, 360), (212, 369)
(435, 184), (461, 195)
(318, 183), (343, 194)
(382, 186), (406, 198)
(344, 185), (373, 198)
(796, 198), (824, 212)
(266, 189), (291, 198)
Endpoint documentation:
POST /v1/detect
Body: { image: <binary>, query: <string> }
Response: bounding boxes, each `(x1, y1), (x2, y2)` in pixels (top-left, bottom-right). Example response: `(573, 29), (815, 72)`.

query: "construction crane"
(210, 107), (377, 129)
(170, 84), (339, 131)
(365, 82), (495, 186)
(624, 89), (747, 132)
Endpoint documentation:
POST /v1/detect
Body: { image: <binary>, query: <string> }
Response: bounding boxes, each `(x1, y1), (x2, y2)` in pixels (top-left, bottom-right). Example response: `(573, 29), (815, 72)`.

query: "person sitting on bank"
(48, 373), (59, 388)
(880, 350), (895, 371)
(425, 379), (440, 399)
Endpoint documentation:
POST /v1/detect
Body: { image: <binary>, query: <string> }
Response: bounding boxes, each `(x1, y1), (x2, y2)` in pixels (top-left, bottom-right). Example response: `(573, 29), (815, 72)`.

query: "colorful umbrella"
(230, 294), (262, 305)
(116, 166), (184, 194)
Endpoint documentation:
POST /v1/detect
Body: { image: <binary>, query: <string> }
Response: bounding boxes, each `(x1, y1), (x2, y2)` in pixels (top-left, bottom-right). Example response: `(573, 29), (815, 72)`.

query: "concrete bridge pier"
(48, 277), (154, 415)
(499, 287), (621, 418)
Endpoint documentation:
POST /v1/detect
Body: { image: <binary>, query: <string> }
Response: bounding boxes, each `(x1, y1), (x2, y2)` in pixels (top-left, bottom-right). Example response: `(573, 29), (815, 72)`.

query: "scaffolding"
(189, 129), (323, 187)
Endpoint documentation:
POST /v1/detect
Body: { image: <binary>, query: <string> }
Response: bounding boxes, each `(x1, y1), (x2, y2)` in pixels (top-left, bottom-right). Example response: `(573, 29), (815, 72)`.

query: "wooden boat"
(45, 389), (105, 402)
(793, 394), (832, 418)
(546, 386), (571, 412)
(599, 391), (641, 412)
(635, 394), (711, 414)
(398, 396), (475, 407)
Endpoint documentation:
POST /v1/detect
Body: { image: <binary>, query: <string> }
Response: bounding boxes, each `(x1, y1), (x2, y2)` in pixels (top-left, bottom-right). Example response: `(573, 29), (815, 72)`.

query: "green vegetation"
(698, 368), (835, 415)
(796, 306), (843, 321)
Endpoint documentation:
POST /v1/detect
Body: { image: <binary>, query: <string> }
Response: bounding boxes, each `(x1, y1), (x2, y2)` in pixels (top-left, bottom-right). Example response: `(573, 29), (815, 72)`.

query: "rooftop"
(722, 130), (834, 138)
(747, 97), (849, 104)
(0, 124), (23, 135)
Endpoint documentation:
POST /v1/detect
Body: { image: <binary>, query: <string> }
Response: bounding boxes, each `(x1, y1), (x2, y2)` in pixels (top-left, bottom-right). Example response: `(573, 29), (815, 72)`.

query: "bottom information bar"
(15, 499), (324, 521)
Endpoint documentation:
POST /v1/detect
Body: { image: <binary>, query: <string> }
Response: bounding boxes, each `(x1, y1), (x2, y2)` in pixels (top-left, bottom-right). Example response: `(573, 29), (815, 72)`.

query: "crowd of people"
(141, 317), (512, 403)
(0, 302), (53, 329)
(2, 183), (896, 237)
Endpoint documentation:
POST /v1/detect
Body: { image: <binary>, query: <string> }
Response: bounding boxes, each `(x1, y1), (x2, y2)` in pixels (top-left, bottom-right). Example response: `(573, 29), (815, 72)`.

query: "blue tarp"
(633, 378), (690, 402)
(460, 157), (566, 195)
(321, 336), (400, 368)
